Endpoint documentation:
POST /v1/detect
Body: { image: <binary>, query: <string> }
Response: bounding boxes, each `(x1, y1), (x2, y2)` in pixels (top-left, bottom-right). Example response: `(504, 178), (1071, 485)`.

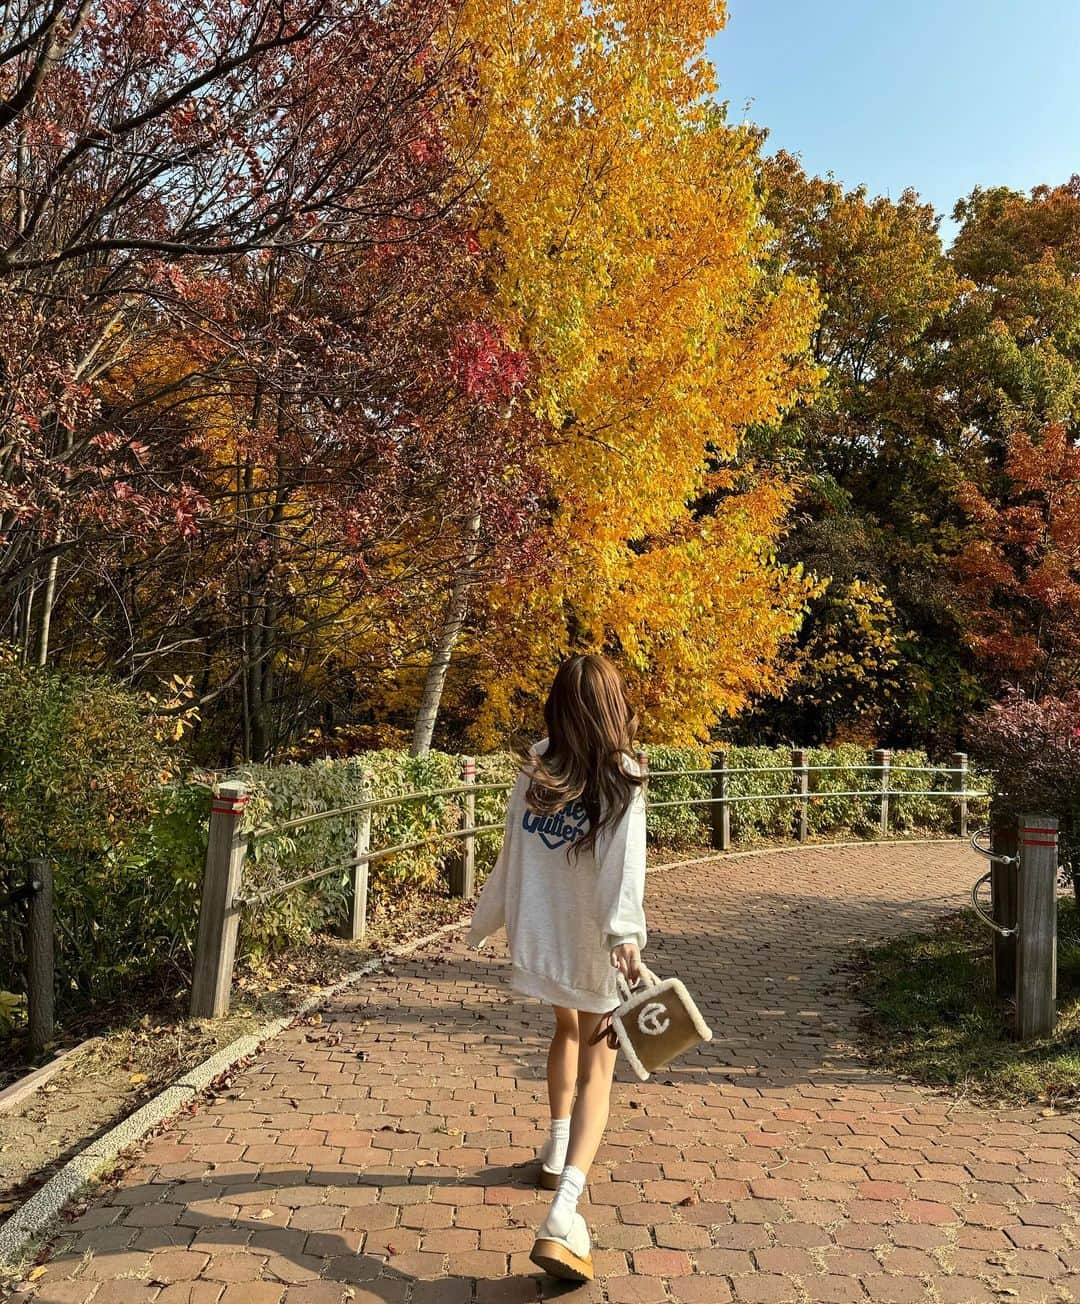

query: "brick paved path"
(11, 842), (1080, 1304)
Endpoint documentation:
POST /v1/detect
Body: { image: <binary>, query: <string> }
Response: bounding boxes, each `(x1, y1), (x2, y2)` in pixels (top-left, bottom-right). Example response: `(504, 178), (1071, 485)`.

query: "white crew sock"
(544, 1164), (586, 1239)
(546, 1117), (571, 1171)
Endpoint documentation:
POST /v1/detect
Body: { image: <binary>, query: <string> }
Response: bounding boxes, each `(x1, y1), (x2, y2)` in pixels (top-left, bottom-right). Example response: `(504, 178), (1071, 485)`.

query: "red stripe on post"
(1022, 838), (1058, 847)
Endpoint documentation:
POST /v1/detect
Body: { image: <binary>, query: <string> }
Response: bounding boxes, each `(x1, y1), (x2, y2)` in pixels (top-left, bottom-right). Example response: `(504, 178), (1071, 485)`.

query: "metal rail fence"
(191, 749), (988, 1017)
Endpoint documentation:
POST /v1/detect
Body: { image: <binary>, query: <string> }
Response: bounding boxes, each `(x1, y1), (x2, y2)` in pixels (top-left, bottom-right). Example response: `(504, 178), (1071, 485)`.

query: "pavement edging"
(0, 917), (467, 1272)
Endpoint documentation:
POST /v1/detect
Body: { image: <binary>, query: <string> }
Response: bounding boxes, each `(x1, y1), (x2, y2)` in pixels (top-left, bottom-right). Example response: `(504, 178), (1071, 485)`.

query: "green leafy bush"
(639, 745), (711, 847)
(0, 651), (181, 1006)
(171, 749), (521, 959)
(641, 742), (990, 848)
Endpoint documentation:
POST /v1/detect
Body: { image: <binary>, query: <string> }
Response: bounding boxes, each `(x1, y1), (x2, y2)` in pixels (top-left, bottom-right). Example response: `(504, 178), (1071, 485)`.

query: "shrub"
(184, 749), (520, 959)
(0, 650), (181, 1006)
(969, 690), (1080, 902)
(638, 742), (986, 849)
(639, 745), (711, 847)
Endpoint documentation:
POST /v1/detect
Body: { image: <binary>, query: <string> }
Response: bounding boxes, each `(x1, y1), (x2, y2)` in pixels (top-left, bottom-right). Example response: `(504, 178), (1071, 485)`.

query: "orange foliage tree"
(955, 422), (1080, 698)
(437, 0), (821, 744)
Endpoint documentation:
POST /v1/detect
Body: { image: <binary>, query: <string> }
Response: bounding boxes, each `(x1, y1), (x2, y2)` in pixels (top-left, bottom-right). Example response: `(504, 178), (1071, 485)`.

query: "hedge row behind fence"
(645, 744), (990, 848)
(192, 743), (989, 963)
(2, 744), (989, 1017)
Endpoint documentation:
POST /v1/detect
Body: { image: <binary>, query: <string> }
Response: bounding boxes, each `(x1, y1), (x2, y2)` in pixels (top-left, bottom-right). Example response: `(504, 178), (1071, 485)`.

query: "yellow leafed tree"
(444, 0), (822, 743)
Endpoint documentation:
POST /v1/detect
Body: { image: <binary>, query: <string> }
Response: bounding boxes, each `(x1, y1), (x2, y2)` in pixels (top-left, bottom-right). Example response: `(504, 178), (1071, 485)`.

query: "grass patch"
(853, 896), (1080, 1106)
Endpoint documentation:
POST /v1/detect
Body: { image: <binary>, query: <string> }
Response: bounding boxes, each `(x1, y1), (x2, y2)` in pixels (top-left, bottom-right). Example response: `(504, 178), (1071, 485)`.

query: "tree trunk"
(36, 555), (58, 666)
(410, 512), (481, 758)
(19, 580), (36, 664)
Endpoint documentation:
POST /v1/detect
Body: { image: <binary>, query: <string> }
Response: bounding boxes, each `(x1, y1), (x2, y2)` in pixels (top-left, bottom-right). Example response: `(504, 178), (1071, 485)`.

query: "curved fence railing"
(189, 749), (988, 1017)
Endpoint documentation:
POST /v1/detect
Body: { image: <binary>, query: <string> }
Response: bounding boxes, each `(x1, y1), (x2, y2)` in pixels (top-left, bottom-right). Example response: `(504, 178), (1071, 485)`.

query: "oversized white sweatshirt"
(467, 741), (647, 1013)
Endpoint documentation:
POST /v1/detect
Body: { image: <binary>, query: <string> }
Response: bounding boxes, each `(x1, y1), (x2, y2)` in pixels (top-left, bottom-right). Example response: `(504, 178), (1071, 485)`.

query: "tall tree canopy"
(439, 0), (821, 744)
(0, 0), (547, 758)
(746, 161), (1080, 748)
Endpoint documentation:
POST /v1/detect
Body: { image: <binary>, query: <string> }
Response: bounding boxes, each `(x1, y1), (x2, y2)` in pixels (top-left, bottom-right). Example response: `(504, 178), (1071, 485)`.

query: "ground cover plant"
(854, 900), (1080, 1106)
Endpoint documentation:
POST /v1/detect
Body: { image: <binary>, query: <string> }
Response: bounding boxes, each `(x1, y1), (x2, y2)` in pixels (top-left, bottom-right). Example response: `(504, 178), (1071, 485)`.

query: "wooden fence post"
(190, 782), (249, 1019)
(711, 750), (730, 852)
(1016, 813), (1058, 1041)
(873, 748), (891, 837)
(990, 815), (1018, 1002)
(791, 748), (808, 843)
(342, 781), (372, 942)
(26, 857), (54, 1056)
(449, 757), (476, 898)
(952, 752), (969, 838)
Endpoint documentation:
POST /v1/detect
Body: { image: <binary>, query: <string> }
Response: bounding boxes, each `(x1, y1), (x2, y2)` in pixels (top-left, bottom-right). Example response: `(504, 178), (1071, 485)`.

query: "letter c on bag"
(637, 1001), (670, 1037)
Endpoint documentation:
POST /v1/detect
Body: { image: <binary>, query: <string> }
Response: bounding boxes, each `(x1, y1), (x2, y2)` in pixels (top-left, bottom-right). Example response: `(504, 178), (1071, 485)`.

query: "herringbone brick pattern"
(9, 842), (1080, 1303)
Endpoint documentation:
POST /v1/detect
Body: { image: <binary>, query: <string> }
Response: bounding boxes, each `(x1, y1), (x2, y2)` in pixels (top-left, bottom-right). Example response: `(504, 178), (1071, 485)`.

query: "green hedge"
(641, 744), (992, 848)
(203, 742), (991, 958)
(221, 750), (518, 956)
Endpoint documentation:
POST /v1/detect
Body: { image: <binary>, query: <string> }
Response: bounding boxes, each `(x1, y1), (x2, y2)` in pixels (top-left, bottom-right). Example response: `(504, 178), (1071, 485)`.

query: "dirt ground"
(0, 892), (470, 1219)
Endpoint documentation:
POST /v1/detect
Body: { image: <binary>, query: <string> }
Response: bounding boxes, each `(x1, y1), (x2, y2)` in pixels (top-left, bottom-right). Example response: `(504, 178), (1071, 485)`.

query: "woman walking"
(467, 653), (647, 1282)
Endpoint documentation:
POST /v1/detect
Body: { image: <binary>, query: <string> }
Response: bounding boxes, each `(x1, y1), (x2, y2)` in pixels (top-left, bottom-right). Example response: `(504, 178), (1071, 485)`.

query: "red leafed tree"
(954, 422), (1080, 698)
(0, 0), (547, 756)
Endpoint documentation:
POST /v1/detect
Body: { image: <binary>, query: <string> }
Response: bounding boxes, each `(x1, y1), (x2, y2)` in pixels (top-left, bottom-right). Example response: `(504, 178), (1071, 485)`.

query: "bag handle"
(615, 963), (661, 1002)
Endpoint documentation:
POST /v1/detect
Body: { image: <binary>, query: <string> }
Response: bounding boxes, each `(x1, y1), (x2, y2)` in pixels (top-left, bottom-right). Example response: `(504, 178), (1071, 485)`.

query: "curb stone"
(0, 917), (466, 1273)
(0, 1039), (103, 1116)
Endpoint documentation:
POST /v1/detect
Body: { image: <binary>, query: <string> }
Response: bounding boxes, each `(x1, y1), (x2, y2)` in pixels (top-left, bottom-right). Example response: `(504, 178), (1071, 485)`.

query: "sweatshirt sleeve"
(594, 783), (647, 953)
(466, 786), (516, 949)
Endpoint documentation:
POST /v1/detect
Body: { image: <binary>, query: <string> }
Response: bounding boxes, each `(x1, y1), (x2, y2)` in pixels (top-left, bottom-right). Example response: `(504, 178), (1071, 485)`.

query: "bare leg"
(530, 1008), (616, 1281)
(547, 1005), (578, 1120)
(564, 1009), (618, 1175)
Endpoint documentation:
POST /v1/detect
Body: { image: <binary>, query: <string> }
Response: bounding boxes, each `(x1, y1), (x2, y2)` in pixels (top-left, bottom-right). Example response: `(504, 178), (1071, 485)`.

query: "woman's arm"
(594, 783), (647, 958)
(466, 783), (517, 949)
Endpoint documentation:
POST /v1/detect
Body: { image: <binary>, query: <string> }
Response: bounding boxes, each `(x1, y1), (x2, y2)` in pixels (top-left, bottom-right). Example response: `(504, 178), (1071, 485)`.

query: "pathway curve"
(9, 842), (1080, 1304)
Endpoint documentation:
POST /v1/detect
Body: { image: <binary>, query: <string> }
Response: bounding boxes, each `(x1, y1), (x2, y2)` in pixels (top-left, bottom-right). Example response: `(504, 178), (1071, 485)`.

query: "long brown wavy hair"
(520, 653), (644, 860)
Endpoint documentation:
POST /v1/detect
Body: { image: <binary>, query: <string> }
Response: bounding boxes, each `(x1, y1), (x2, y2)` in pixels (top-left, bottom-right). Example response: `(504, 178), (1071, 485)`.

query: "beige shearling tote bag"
(593, 964), (713, 1081)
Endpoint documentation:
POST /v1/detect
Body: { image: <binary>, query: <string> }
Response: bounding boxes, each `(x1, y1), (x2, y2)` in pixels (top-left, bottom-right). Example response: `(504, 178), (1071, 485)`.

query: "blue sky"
(707, 0), (1080, 244)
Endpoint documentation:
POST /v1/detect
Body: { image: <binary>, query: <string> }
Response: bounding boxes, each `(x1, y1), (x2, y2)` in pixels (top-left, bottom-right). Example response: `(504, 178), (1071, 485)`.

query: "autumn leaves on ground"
(5, 0), (1076, 766)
